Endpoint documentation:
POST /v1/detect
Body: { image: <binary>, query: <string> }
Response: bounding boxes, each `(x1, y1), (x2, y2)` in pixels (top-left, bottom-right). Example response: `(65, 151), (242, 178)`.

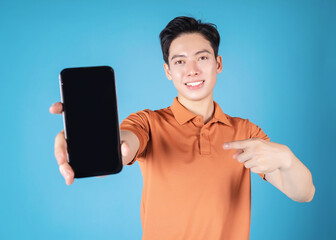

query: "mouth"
(184, 80), (205, 89)
(185, 80), (205, 87)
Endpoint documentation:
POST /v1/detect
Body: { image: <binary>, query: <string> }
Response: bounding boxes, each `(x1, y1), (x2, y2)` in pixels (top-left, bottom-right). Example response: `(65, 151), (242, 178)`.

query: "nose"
(186, 60), (200, 77)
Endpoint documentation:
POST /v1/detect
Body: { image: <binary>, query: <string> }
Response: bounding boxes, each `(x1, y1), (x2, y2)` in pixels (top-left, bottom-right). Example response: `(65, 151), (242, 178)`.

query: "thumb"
(121, 141), (130, 157)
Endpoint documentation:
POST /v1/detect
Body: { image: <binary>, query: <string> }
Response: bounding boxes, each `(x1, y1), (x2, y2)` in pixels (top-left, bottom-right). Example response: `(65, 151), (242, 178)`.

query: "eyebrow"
(170, 49), (212, 61)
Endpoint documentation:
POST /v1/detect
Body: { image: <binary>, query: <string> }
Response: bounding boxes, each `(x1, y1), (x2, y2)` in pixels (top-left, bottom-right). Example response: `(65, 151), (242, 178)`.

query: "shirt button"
(201, 133), (205, 137)
(196, 118), (200, 122)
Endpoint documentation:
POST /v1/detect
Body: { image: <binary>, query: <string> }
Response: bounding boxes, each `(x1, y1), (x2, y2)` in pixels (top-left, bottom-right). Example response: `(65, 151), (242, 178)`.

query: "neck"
(177, 93), (214, 124)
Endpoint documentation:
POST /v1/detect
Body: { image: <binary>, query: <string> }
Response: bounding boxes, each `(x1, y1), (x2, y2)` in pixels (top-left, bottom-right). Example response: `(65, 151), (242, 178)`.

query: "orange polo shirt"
(120, 97), (270, 240)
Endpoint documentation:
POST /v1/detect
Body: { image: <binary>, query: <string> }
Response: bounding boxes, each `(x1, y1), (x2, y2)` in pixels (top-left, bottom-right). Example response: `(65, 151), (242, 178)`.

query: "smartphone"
(59, 66), (122, 178)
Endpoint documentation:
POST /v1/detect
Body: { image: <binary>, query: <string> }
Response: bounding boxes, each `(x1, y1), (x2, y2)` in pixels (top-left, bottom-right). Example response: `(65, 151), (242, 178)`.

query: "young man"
(50, 16), (315, 239)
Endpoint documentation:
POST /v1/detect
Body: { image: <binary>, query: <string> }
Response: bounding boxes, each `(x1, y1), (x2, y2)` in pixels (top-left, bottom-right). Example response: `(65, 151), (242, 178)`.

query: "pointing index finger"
(223, 139), (252, 150)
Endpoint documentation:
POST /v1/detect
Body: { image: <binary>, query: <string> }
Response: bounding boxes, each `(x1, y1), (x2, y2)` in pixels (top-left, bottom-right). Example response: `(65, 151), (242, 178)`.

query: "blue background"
(1, 0), (335, 239)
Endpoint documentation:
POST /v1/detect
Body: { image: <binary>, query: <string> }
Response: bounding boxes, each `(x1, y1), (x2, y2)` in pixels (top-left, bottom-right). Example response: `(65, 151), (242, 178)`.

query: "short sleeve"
(247, 119), (270, 181)
(120, 109), (151, 165)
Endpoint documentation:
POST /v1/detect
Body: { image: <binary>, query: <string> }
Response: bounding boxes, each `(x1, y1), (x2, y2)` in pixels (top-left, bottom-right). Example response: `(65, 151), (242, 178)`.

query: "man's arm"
(120, 130), (140, 166)
(223, 139), (315, 202)
(264, 148), (315, 202)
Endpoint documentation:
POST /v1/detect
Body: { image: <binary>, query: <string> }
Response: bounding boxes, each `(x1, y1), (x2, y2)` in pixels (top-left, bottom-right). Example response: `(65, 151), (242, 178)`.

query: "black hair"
(159, 16), (220, 65)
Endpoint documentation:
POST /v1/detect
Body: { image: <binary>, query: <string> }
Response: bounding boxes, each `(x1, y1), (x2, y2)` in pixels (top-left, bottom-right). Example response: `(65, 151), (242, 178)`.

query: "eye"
(199, 56), (208, 61)
(175, 60), (185, 65)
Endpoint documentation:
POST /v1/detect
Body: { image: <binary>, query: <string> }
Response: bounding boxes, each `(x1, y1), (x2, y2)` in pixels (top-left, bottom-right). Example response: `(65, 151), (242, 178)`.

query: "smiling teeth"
(186, 81), (203, 86)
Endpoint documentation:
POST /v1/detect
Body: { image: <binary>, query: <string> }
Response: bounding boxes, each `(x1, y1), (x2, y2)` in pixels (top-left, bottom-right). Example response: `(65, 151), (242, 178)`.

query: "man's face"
(164, 33), (222, 102)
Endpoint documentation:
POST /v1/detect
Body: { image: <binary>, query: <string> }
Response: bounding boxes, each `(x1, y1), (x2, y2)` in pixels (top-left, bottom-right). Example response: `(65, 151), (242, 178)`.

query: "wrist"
(279, 145), (295, 171)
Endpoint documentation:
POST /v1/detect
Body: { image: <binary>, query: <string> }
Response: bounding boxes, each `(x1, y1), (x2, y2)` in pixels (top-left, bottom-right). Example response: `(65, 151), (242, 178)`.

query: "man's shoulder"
(223, 113), (269, 139)
(148, 106), (174, 122)
(222, 112), (250, 126)
(124, 105), (173, 121)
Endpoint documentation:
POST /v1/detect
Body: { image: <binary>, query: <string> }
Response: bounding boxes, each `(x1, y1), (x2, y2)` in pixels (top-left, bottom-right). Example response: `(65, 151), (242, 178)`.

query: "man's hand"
(50, 102), (75, 185)
(49, 102), (131, 185)
(223, 138), (293, 174)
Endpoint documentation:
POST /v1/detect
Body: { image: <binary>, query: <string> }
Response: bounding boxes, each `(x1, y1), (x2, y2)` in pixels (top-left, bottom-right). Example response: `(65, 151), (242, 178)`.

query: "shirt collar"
(170, 97), (232, 127)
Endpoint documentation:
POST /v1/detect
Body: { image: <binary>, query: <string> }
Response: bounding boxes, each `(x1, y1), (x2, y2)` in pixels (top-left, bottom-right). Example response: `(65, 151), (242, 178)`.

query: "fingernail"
(223, 143), (229, 149)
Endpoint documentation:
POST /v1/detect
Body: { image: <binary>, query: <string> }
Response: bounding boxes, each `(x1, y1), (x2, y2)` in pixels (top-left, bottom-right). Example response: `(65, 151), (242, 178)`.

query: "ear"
(163, 63), (173, 80)
(216, 55), (223, 74)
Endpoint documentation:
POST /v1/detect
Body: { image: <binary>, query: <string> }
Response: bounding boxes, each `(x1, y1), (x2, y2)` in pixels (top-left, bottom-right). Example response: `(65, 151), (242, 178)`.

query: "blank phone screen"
(60, 66), (122, 178)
